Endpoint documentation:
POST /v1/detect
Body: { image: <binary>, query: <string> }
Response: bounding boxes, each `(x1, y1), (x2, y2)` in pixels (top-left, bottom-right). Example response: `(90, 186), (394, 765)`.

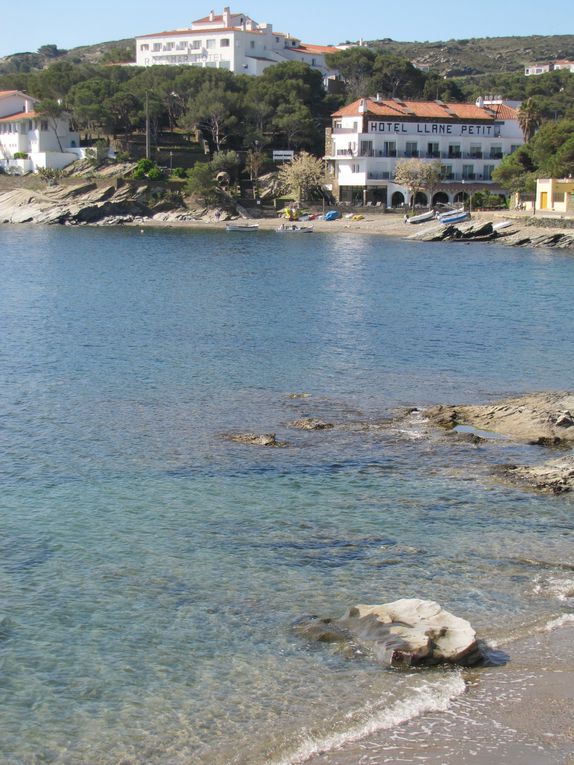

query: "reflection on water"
(0, 226), (573, 764)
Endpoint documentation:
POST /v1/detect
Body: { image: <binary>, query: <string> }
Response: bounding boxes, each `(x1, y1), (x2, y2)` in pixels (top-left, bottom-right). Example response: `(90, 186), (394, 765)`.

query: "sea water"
(0, 225), (573, 764)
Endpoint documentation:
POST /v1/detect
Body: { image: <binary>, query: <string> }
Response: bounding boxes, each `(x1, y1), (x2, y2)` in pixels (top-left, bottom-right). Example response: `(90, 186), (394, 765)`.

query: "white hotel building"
(135, 7), (339, 82)
(325, 97), (525, 207)
(0, 90), (80, 174)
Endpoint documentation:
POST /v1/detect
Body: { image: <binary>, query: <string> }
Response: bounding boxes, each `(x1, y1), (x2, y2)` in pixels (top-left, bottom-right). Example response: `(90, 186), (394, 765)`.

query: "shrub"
(13, 152), (29, 159)
(147, 166), (163, 181)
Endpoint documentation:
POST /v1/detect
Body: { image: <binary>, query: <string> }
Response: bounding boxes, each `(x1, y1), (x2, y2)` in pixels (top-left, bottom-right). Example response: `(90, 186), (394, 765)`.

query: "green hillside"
(362, 35), (574, 76)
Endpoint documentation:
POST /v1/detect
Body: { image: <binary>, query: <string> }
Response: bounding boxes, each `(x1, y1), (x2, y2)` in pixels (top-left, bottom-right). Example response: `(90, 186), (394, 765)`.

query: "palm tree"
(518, 98), (542, 142)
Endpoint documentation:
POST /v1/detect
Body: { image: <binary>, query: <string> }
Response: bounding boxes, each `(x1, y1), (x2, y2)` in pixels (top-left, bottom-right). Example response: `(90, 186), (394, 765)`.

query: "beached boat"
(439, 211), (470, 225)
(225, 223), (259, 232)
(276, 223), (314, 233)
(407, 210), (435, 224)
(493, 220), (512, 231)
(437, 207), (464, 221)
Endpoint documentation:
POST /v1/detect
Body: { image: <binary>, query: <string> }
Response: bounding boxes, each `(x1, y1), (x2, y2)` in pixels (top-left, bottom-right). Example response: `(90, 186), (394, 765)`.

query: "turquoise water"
(1, 226), (573, 764)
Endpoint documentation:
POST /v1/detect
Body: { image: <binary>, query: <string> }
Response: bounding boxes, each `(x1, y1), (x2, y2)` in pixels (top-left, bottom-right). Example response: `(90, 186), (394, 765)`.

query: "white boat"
(437, 207), (465, 221)
(406, 210), (435, 224)
(493, 220), (512, 230)
(225, 223), (259, 232)
(439, 211), (470, 225)
(276, 223), (314, 233)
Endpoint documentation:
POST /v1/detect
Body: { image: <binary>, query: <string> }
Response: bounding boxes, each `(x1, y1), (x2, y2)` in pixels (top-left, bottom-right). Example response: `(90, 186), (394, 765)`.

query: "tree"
(518, 97), (542, 142)
(491, 146), (536, 194)
(278, 152), (325, 202)
(180, 85), (239, 153)
(325, 47), (376, 101)
(211, 150), (241, 180)
(394, 159), (441, 208)
(37, 44), (67, 59)
(244, 148), (265, 182)
(185, 163), (217, 204)
(35, 99), (67, 152)
(371, 54), (426, 99)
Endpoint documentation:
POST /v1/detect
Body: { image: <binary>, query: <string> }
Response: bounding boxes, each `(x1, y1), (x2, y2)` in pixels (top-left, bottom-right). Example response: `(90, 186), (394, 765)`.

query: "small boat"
(440, 211), (470, 225)
(406, 210), (435, 224)
(437, 207), (465, 221)
(225, 223), (259, 232)
(493, 220), (512, 231)
(276, 223), (314, 233)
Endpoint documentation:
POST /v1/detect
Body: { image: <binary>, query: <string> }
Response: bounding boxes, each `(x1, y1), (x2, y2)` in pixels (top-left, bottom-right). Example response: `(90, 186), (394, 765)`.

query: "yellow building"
(536, 178), (574, 215)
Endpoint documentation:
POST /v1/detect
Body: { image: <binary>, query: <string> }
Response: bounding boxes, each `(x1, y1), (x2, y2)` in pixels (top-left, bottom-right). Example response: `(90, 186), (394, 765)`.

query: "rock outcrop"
(426, 392), (574, 445)
(495, 456), (574, 494)
(294, 598), (482, 668)
(288, 418), (334, 430)
(225, 432), (288, 447)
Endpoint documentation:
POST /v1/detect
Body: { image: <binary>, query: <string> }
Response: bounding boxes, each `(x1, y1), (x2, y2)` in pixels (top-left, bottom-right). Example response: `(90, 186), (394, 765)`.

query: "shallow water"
(1, 226), (573, 764)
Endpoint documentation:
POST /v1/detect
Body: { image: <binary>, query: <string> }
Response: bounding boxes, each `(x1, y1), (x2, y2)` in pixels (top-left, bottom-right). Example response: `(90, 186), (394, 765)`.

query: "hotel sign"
(368, 121), (501, 137)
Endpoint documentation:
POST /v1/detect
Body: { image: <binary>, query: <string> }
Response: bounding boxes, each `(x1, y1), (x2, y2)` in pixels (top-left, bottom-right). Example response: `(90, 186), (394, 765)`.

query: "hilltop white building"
(0, 90), (80, 174)
(525, 60), (574, 75)
(325, 97), (525, 206)
(135, 7), (339, 82)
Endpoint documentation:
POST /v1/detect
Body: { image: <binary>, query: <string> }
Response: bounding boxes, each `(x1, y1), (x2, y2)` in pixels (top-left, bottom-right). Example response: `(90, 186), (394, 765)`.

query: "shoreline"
(305, 619), (574, 765)
(134, 210), (574, 247)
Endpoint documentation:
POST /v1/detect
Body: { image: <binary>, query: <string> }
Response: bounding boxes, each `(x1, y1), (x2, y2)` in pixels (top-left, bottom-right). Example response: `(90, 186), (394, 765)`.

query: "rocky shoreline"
(1, 177), (573, 249)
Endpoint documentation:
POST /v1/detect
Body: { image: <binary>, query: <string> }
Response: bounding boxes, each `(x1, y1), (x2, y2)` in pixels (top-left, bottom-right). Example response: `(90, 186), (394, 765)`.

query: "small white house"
(0, 90), (80, 174)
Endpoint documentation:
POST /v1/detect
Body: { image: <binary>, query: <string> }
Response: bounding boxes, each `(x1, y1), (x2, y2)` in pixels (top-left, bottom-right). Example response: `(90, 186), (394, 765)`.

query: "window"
(405, 141), (418, 157)
(510, 144), (521, 154)
(220, 38), (230, 47)
(164, 42), (174, 51)
(250, 40), (255, 49)
(490, 145), (503, 159)
(153, 43), (161, 51)
(206, 39), (216, 49)
(351, 163), (360, 173)
(40, 120), (49, 131)
(191, 40), (201, 49)
(333, 120), (342, 129)
(448, 144), (461, 158)
(427, 142), (439, 157)
(383, 141), (396, 157)
(483, 165), (495, 180)
(462, 164), (474, 180)
(441, 165), (453, 179)
(470, 144), (482, 158)
(140, 44), (149, 51)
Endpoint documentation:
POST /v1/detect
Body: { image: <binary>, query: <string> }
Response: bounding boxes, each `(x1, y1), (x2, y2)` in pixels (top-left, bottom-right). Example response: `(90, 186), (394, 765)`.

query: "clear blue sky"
(1, 1), (573, 57)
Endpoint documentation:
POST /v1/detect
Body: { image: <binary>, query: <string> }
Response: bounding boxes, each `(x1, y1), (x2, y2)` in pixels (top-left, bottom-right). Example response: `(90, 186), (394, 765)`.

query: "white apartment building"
(135, 7), (339, 82)
(325, 97), (525, 206)
(0, 91), (80, 174)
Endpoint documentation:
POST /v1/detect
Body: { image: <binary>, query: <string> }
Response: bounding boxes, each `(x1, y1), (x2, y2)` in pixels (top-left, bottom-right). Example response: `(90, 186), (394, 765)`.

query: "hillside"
(2, 34), (574, 78)
(364, 35), (574, 76)
(0, 39), (135, 74)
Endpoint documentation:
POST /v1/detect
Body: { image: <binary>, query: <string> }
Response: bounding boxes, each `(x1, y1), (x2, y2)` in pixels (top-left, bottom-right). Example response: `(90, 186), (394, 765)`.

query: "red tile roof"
(332, 98), (519, 121)
(137, 27), (247, 39)
(0, 111), (40, 122)
(293, 43), (339, 55)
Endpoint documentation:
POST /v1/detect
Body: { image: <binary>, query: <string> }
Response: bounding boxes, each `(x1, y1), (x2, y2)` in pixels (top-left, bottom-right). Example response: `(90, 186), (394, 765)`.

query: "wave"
(268, 673), (466, 765)
(544, 613), (574, 632)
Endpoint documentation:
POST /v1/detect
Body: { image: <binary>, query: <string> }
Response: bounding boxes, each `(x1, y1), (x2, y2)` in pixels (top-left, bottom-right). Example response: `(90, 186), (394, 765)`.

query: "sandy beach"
(138, 209), (574, 247)
(307, 621), (574, 765)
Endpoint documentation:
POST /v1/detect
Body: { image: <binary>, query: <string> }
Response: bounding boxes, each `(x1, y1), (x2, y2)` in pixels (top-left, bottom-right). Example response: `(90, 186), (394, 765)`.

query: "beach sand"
(306, 622), (574, 765)
(138, 210), (574, 245)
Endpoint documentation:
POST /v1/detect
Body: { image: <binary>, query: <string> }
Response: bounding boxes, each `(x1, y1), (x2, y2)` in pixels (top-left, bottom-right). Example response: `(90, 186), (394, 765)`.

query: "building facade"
(536, 178), (574, 214)
(135, 7), (339, 82)
(0, 91), (80, 173)
(525, 60), (574, 75)
(325, 97), (524, 207)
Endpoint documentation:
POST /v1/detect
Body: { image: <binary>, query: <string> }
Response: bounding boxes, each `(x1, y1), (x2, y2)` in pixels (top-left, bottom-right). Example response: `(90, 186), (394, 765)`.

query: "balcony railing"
(353, 150), (510, 160)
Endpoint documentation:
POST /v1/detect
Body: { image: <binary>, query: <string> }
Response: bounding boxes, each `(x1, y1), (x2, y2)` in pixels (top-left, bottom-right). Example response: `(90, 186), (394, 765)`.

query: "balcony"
(367, 171), (392, 180)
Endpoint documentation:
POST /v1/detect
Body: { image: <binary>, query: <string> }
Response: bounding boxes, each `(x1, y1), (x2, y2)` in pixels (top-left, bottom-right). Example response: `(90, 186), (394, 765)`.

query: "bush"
(13, 152), (29, 159)
(147, 166), (163, 181)
(171, 167), (187, 179)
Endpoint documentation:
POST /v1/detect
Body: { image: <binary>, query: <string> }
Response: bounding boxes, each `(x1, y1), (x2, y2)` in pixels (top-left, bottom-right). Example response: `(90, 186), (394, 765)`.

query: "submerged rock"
(494, 456), (574, 494)
(294, 598), (482, 668)
(225, 432), (288, 447)
(288, 418), (334, 430)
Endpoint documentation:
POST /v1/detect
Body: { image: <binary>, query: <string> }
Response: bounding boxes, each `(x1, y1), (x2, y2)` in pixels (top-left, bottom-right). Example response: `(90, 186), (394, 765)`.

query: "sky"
(1, 0), (574, 58)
